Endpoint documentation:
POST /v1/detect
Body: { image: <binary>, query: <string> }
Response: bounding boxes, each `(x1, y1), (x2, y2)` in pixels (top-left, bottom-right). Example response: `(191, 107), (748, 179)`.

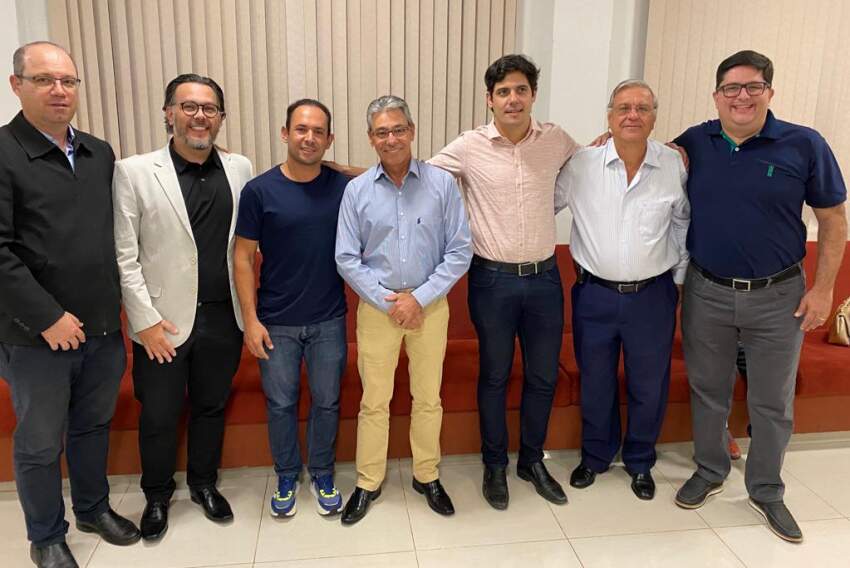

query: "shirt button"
(401, 235), (405, 240)
(734, 147), (740, 152)
(402, 259), (406, 263)
(402, 281), (407, 286)
(400, 211), (404, 216)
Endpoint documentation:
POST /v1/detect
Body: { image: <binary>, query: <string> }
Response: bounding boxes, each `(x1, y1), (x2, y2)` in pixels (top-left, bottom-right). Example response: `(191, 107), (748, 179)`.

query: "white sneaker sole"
(270, 482), (298, 518)
(674, 484), (723, 509)
(310, 481), (343, 516)
(748, 499), (804, 543)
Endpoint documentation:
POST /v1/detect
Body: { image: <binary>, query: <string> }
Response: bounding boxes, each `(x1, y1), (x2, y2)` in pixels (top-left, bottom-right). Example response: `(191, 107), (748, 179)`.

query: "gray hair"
(607, 79), (658, 111)
(13, 41), (77, 77)
(366, 95), (415, 131)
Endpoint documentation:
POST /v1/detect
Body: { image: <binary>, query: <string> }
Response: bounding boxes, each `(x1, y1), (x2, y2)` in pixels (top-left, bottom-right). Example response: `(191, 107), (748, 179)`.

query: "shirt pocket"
(638, 201), (671, 245)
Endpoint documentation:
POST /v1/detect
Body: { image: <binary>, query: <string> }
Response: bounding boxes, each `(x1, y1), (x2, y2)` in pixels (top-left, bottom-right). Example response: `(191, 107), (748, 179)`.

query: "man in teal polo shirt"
(672, 50), (847, 543)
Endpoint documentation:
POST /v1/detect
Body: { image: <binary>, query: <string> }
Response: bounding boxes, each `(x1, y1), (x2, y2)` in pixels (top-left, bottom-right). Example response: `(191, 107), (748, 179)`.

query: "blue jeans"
(0, 332), (126, 546)
(468, 262), (565, 467)
(259, 316), (346, 478)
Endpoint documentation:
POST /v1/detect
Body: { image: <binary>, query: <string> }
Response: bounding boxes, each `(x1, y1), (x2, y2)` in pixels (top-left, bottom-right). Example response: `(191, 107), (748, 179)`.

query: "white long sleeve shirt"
(555, 138), (690, 284)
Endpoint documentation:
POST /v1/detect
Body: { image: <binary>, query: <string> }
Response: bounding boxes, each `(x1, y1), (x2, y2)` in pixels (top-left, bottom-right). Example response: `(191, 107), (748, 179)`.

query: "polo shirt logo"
(767, 164), (775, 177)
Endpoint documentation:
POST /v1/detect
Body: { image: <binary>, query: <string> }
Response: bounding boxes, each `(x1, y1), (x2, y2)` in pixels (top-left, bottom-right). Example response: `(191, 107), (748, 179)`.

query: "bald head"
(9, 41), (80, 136)
(13, 41), (77, 77)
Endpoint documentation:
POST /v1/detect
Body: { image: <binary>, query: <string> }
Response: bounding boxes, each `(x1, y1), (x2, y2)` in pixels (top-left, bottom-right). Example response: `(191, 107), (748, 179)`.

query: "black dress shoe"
(630, 472), (656, 500)
(517, 462), (567, 505)
(140, 499), (170, 541)
(482, 465), (509, 510)
(189, 486), (234, 523)
(412, 477), (455, 516)
(570, 463), (598, 489)
(29, 542), (79, 568)
(340, 486), (381, 525)
(76, 508), (141, 546)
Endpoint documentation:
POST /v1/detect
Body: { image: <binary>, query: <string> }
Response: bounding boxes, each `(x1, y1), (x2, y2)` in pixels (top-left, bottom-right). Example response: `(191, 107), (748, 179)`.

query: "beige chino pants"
(354, 297), (449, 490)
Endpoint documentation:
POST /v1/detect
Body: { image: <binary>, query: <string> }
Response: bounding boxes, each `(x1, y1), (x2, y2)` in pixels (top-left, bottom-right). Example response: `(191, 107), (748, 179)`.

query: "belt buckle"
(517, 261), (538, 277)
(731, 278), (752, 291)
(617, 283), (637, 294)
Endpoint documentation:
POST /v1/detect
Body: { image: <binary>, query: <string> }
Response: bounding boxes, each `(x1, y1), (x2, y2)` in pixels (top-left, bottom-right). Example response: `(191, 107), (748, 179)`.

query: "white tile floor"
(3, 432), (850, 567)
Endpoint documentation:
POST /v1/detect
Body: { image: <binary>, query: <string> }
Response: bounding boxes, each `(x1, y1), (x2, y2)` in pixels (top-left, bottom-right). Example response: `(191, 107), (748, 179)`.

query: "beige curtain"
(644, 0), (850, 228)
(47, 0), (518, 172)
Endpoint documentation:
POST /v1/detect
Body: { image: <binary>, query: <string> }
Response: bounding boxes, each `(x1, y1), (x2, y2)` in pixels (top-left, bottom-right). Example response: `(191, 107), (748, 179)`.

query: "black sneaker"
(674, 473), (723, 509)
(749, 499), (803, 543)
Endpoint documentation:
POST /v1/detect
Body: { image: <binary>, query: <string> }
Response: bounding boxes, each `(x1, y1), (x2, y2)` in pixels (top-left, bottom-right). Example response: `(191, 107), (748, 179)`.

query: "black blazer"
(0, 112), (122, 345)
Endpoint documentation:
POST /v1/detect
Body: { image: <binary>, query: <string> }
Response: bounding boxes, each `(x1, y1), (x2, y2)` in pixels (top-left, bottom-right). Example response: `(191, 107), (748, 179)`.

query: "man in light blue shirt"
(336, 95), (472, 525)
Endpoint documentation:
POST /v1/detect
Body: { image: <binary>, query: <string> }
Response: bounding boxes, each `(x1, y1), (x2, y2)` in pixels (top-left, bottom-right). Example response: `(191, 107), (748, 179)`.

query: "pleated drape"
(48, 0), (518, 171)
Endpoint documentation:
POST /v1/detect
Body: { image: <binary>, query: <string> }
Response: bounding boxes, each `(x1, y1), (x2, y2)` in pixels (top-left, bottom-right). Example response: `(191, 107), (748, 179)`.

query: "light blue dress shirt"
(335, 159), (472, 312)
(39, 125), (76, 171)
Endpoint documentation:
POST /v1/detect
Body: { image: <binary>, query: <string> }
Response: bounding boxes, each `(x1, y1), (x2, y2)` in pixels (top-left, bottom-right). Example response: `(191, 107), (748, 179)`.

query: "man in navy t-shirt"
(671, 51), (847, 543)
(233, 99), (349, 518)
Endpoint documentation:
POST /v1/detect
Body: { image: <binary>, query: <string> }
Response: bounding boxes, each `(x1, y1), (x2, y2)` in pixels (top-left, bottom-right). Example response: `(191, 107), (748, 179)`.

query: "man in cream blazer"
(113, 74), (252, 541)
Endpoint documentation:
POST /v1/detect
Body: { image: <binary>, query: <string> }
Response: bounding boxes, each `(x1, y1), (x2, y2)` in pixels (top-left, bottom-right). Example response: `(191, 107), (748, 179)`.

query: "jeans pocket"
(468, 267), (498, 288)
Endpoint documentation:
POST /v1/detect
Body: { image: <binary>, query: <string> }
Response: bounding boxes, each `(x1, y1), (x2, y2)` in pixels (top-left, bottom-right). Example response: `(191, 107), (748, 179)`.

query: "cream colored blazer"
(113, 144), (253, 347)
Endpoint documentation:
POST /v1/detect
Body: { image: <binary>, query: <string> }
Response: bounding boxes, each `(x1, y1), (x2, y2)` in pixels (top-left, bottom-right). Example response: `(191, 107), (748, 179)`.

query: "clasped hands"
(385, 292), (424, 329)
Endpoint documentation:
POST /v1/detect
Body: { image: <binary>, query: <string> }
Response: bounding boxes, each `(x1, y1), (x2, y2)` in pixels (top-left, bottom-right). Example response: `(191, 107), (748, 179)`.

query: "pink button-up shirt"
(429, 120), (579, 263)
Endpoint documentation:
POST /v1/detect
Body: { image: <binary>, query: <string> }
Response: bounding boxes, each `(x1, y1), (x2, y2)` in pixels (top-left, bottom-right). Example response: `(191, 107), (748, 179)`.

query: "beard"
(174, 120), (217, 150)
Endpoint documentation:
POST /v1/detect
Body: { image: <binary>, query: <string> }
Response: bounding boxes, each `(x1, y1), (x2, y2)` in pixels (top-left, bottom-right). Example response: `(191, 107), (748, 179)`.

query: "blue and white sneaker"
(270, 475), (298, 517)
(310, 474), (343, 515)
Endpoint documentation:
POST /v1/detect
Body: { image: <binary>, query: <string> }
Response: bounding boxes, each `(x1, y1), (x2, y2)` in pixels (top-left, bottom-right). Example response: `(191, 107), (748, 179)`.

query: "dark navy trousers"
(469, 263), (565, 467)
(571, 272), (677, 474)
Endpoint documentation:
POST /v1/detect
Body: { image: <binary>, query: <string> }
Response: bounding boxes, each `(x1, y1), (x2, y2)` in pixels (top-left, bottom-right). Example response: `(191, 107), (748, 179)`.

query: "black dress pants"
(133, 302), (242, 500)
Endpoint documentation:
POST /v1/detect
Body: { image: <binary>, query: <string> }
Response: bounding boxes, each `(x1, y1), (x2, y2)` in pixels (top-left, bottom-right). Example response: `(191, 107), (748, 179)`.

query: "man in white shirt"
(555, 80), (689, 500)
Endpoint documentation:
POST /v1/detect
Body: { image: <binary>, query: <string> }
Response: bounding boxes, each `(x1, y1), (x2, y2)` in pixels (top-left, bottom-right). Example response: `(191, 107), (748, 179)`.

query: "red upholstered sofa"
(1, 243), (849, 480)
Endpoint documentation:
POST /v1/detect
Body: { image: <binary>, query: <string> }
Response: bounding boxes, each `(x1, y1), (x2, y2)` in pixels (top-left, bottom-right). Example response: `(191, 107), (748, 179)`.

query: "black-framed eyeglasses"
(371, 126), (410, 140)
(177, 101), (223, 118)
(717, 81), (771, 98)
(17, 74), (81, 90)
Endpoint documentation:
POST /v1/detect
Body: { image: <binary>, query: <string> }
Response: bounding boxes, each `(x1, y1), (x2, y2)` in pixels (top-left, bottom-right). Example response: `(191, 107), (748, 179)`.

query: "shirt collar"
(169, 139), (222, 173)
(9, 111), (83, 159)
(485, 118), (542, 141)
(708, 109), (780, 141)
(374, 158), (420, 182)
(603, 137), (661, 169)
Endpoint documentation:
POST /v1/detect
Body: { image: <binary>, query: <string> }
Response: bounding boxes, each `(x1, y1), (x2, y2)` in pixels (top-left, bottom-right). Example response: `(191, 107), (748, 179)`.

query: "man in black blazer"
(0, 41), (140, 568)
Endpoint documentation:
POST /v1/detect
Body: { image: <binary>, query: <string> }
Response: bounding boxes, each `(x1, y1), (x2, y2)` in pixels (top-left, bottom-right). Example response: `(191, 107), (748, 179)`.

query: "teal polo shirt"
(674, 110), (846, 278)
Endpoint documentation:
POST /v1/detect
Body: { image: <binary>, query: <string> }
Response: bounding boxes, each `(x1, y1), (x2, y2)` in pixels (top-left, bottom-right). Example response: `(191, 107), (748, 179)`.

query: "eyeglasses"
(371, 126), (411, 140)
(717, 81), (771, 98)
(611, 104), (655, 116)
(177, 101), (223, 118)
(17, 75), (81, 90)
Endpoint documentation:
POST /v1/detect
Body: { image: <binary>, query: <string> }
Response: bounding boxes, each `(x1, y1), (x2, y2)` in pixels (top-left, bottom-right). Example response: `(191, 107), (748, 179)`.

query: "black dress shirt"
(168, 143), (233, 303)
(0, 112), (121, 345)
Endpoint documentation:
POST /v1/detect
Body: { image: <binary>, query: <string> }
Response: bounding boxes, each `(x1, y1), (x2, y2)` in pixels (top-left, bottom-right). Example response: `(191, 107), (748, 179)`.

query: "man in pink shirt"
(429, 54), (579, 510)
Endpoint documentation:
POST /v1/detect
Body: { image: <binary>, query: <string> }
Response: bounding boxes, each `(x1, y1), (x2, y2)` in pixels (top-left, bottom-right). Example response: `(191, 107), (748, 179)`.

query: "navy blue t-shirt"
(236, 165), (348, 325)
(674, 110), (846, 278)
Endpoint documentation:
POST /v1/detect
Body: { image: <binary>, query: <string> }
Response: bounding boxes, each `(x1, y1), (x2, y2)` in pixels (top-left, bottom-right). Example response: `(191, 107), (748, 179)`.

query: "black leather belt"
(691, 261), (801, 291)
(472, 254), (556, 277)
(575, 263), (664, 294)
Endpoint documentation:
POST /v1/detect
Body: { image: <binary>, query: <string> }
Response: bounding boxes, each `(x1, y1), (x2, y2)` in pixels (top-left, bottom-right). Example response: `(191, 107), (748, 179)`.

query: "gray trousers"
(682, 264), (804, 503)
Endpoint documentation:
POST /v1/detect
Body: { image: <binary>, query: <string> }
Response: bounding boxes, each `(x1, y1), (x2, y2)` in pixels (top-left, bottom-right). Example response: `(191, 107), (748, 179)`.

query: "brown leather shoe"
(727, 431), (742, 460)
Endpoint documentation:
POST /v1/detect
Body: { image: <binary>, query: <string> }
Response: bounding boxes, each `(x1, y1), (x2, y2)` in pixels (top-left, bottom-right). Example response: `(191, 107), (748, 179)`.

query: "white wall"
(0, 0), (20, 123)
(520, 0), (650, 243)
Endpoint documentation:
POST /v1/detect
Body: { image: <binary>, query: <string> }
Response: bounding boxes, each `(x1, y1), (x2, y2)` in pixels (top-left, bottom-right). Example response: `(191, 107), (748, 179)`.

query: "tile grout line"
(707, 523), (750, 568)
(394, 459), (421, 568)
(539, 468), (586, 568)
(250, 473), (273, 566)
